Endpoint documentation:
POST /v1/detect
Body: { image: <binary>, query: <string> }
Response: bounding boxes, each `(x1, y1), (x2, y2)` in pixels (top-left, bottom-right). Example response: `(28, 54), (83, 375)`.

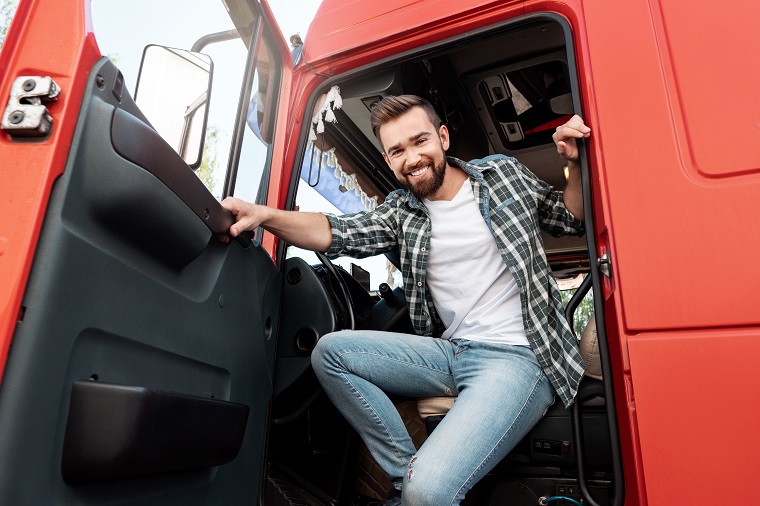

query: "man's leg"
(401, 341), (555, 506)
(311, 330), (458, 487)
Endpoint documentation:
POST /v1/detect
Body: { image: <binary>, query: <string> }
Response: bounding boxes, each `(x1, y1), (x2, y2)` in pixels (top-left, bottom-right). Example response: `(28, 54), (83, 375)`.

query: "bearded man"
(222, 95), (591, 505)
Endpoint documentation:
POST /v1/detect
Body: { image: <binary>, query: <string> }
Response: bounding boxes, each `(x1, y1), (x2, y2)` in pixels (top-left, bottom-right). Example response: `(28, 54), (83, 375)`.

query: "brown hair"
(370, 95), (442, 142)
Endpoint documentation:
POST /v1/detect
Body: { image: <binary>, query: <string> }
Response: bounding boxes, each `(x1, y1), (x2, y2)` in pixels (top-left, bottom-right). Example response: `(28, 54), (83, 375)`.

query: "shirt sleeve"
(323, 191), (402, 258)
(515, 161), (585, 238)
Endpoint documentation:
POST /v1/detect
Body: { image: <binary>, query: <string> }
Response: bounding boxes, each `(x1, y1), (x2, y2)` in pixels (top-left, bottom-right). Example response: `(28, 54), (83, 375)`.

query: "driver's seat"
(417, 315), (603, 433)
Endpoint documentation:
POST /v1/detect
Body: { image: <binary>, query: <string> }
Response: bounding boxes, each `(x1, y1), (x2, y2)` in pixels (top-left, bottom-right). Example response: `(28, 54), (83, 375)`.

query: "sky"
(91, 0), (321, 92)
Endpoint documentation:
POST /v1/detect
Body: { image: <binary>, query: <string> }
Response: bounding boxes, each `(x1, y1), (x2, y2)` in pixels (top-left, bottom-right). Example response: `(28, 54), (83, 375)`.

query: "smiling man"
(222, 95), (590, 505)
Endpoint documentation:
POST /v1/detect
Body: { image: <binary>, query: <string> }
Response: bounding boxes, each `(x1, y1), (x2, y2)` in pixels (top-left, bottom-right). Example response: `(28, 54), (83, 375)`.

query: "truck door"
(0, 0), (293, 503)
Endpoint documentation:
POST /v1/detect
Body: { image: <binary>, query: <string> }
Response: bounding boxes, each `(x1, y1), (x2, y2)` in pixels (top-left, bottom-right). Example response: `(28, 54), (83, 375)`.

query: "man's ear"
(382, 152), (391, 167)
(439, 124), (450, 151)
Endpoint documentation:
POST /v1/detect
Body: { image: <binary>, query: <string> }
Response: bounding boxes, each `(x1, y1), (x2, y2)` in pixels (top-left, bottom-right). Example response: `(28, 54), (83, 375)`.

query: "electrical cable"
(539, 496), (584, 506)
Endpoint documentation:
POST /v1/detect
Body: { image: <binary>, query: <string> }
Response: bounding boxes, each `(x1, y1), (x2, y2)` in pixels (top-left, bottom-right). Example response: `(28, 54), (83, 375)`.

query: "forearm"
(562, 160), (584, 221)
(261, 207), (333, 252)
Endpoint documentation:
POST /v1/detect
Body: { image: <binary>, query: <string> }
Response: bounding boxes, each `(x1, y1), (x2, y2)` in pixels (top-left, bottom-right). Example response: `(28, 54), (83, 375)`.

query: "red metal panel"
(583, 0), (760, 502)
(0, 0), (101, 383)
(304, 0), (524, 62)
(258, 0), (295, 260)
(629, 330), (760, 504)
(582, 0), (760, 333)
(658, 0), (760, 178)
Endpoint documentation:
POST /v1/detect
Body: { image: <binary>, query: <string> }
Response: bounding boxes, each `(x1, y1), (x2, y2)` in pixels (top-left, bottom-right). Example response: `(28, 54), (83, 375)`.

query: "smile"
(408, 165), (429, 178)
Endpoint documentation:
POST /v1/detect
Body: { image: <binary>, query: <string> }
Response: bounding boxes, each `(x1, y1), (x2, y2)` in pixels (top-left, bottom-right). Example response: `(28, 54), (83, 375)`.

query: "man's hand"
(553, 115), (590, 221)
(219, 196), (333, 251)
(553, 115), (591, 163)
(219, 197), (271, 243)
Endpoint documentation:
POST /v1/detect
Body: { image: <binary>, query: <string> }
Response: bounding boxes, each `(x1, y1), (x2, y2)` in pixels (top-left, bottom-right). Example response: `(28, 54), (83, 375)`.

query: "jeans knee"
(310, 331), (344, 377)
(402, 457), (457, 506)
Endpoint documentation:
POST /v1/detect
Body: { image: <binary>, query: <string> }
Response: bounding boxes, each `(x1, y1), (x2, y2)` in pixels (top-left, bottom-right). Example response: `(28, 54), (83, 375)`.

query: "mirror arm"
(191, 29), (242, 53)
(179, 91), (209, 162)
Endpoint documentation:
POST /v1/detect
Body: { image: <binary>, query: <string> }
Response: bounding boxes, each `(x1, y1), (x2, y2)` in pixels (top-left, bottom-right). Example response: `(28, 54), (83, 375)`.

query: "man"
(222, 95), (591, 505)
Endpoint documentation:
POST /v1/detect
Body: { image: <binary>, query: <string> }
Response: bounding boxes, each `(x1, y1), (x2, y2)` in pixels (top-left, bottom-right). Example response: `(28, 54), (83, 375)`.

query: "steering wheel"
(315, 251), (355, 330)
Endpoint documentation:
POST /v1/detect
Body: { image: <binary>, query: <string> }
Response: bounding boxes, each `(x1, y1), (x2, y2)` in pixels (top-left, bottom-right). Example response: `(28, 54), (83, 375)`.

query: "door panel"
(0, 58), (280, 504)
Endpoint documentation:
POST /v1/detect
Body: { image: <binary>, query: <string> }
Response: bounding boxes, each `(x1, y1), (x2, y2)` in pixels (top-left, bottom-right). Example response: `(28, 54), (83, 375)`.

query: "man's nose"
(405, 147), (422, 168)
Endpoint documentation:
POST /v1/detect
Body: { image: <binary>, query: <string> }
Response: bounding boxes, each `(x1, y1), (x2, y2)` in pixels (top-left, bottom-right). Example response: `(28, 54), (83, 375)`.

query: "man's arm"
(553, 115), (591, 221)
(220, 197), (333, 252)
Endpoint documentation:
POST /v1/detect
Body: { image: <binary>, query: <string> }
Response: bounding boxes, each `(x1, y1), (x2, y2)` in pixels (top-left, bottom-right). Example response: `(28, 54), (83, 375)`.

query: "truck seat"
(417, 316), (602, 423)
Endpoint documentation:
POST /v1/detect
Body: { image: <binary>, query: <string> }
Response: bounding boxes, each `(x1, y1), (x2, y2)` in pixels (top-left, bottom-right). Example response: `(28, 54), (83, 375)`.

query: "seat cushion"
(417, 395), (456, 421)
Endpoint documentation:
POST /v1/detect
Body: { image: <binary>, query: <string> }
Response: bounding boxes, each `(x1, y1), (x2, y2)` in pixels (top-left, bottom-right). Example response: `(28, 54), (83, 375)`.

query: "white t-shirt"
(423, 180), (529, 346)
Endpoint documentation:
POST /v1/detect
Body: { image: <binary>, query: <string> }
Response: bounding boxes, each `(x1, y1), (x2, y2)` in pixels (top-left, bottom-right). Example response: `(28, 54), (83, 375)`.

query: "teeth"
(410, 166), (428, 177)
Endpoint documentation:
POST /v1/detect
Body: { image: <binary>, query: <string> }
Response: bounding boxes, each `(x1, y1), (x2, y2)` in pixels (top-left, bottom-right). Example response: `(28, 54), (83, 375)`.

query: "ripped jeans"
(311, 330), (555, 506)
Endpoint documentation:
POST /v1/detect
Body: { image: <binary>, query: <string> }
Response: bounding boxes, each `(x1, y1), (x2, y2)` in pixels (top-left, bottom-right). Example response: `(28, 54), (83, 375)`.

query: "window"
(289, 177), (403, 291)
(91, 0), (276, 202)
(231, 31), (280, 204)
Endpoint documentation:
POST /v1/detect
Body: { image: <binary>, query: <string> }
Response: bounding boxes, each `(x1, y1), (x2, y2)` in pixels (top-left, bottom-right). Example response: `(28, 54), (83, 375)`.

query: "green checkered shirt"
(325, 155), (586, 408)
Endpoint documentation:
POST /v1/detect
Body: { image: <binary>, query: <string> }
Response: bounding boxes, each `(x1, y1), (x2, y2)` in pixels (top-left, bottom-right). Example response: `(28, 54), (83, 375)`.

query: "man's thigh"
(312, 330), (459, 398)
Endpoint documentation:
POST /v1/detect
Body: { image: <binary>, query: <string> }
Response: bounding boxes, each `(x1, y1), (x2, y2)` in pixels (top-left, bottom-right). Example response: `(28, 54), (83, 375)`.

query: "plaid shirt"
(325, 155), (586, 407)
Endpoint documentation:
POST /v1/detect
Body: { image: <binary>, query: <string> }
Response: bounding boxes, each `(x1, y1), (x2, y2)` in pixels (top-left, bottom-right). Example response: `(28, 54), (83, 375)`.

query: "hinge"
(597, 252), (612, 278)
(2, 76), (61, 137)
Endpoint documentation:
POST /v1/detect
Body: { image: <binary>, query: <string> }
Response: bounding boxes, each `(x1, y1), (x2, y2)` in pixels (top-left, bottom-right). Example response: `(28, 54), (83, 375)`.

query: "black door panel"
(0, 58), (280, 504)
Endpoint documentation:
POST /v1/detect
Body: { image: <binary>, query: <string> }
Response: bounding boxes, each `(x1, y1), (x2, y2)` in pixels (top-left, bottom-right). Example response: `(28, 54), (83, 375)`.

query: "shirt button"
(417, 281), (423, 287)
(421, 247), (426, 252)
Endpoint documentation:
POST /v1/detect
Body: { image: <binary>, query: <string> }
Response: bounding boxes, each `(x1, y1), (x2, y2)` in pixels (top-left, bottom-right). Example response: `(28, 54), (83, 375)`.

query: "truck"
(1, 0), (758, 504)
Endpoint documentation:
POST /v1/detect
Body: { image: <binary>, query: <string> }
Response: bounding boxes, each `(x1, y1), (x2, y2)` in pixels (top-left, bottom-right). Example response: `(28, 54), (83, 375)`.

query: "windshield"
(289, 177), (402, 291)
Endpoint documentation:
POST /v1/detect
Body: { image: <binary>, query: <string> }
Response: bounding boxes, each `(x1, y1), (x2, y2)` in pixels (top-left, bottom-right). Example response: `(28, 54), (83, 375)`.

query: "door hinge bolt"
(9, 111), (24, 124)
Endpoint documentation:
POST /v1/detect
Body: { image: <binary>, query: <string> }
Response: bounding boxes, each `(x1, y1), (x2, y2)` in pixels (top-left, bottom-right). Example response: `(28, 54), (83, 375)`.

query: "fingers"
(220, 196), (258, 238)
(553, 115), (591, 142)
(553, 115), (590, 163)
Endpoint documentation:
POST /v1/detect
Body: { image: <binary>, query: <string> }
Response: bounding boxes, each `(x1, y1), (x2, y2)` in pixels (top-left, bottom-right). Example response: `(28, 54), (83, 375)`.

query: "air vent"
(286, 267), (302, 285)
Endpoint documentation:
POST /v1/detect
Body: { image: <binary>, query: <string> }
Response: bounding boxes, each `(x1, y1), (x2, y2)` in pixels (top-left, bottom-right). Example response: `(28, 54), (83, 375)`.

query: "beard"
(399, 156), (447, 199)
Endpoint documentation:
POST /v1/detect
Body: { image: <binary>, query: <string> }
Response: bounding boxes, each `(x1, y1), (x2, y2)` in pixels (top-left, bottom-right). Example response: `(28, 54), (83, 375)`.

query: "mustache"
(404, 159), (433, 175)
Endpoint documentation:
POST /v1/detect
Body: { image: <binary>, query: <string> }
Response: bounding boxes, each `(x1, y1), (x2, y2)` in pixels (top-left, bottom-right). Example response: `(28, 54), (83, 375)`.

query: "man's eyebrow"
(410, 131), (432, 142)
(386, 131), (432, 153)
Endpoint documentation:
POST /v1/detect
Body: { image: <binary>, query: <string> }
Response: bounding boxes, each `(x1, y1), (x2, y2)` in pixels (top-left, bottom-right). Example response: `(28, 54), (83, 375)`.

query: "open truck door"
(0, 0), (295, 502)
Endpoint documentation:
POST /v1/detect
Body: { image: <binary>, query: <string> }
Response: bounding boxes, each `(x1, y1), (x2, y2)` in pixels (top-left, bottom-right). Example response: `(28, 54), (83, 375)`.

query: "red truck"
(1, 0), (758, 504)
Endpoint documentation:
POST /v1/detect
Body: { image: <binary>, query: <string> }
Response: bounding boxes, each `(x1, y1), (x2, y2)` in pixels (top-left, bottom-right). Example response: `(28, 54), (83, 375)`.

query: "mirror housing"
(135, 45), (213, 169)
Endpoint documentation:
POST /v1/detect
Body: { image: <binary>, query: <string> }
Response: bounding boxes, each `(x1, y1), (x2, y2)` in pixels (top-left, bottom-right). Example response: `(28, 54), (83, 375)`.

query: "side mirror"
(135, 45), (213, 169)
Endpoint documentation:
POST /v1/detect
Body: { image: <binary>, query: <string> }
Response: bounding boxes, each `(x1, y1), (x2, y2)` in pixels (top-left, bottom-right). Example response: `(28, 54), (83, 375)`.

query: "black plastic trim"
(110, 108), (251, 247)
(62, 380), (249, 485)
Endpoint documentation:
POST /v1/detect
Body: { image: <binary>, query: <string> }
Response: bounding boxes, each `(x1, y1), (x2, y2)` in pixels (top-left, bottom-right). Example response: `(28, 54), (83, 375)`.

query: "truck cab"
(1, 0), (758, 504)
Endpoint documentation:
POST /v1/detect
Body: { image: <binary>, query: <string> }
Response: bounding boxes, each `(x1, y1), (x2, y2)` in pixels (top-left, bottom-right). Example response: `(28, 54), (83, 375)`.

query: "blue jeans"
(311, 330), (555, 506)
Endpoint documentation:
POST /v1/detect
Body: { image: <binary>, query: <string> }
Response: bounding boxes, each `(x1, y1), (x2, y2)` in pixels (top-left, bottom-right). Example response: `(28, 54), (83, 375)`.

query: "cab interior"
(266, 15), (617, 506)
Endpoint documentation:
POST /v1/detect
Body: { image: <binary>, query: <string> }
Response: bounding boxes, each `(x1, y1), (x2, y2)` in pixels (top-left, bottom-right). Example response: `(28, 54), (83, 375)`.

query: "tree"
(196, 125), (220, 198)
(0, 0), (19, 48)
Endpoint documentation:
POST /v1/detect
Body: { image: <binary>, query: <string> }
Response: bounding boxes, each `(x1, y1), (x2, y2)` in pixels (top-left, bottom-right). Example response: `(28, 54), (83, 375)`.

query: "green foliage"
(196, 125), (220, 198)
(560, 279), (595, 337)
(0, 0), (19, 48)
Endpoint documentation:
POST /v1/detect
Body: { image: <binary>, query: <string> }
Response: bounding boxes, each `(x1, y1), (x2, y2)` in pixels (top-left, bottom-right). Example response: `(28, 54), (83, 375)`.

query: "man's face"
(379, 107), (450, 199)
